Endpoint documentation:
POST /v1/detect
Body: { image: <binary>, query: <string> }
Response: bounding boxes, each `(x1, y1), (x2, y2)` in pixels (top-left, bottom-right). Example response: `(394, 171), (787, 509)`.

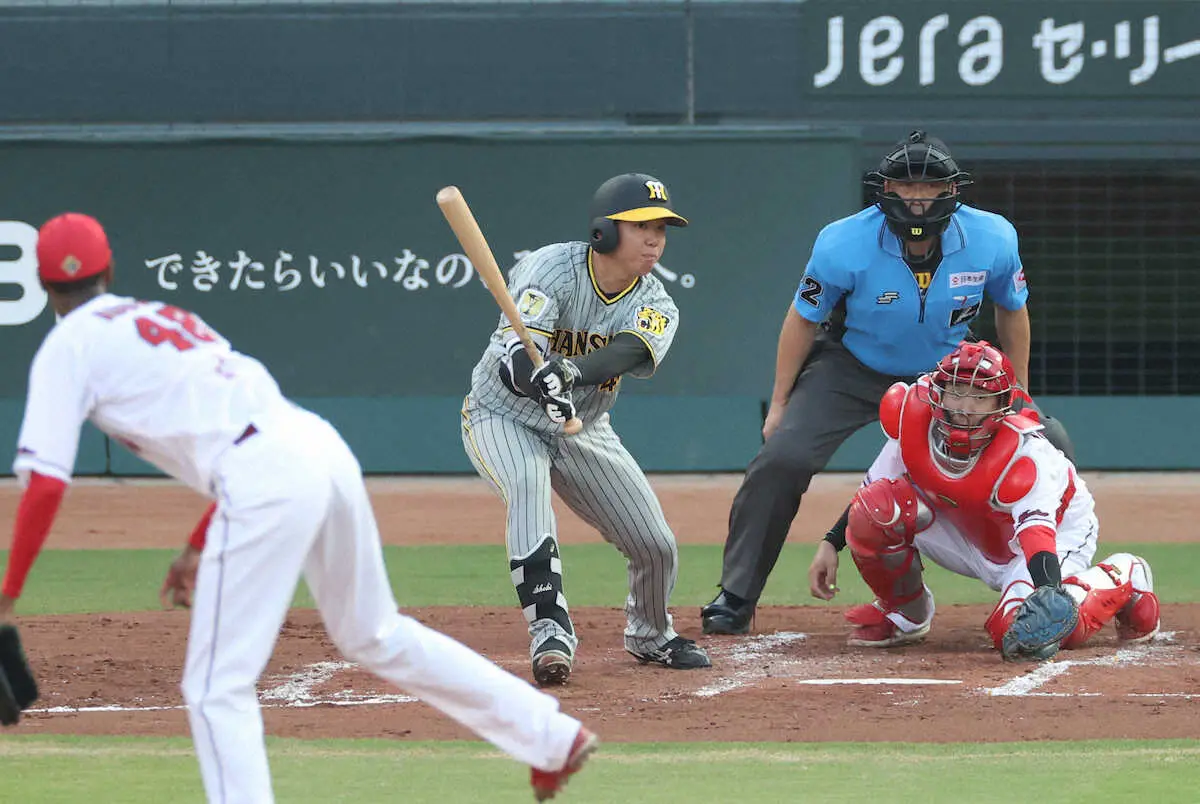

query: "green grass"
(4, 542), (1196, 615)
(1, 735), (1196, 803)
(3, 543), (1196, 803)
(2, 739), (1200, 804)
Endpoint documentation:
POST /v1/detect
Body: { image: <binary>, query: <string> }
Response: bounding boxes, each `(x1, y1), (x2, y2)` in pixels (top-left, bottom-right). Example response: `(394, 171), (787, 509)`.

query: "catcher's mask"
(864, 130), (973, 247)
(928, 340), (1015, 464)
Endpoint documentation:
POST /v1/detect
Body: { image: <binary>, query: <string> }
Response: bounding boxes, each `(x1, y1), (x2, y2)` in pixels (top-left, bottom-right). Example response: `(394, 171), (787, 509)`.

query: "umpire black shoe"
(701, 590), (755, 635)
(627, 636), (711, 669)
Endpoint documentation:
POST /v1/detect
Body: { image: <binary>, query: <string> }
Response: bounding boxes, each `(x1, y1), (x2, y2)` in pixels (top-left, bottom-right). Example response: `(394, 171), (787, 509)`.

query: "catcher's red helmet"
(36, 213), (112, 285)
(928, 340), (1015, 460)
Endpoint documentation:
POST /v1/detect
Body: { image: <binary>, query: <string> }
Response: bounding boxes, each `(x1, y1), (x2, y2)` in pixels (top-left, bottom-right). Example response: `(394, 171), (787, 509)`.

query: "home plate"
(796, 678), (963, 686)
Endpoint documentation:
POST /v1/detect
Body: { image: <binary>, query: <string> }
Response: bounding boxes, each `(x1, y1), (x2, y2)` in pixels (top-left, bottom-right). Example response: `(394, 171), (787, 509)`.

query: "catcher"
(807, 340), (1160, 661)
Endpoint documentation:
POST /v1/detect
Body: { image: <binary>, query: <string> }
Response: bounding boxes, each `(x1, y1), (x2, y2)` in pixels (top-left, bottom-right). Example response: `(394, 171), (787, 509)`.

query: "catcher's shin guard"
(1061, 553), (1159, 648)
(847, 477), (933, 610)
(511, 535), (574, 637)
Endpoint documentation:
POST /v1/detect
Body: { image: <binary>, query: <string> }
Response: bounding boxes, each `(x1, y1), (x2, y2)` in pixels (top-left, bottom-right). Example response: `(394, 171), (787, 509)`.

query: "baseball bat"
(437, 185), (583, 436)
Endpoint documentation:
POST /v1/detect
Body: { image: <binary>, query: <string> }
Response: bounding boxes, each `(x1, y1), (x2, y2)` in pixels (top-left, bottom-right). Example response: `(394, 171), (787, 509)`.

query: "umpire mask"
(864, 130), (973, 244)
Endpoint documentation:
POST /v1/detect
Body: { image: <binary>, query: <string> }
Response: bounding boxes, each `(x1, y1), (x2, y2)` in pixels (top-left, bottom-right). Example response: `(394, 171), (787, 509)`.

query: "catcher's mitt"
(0, 624), (38, 726)
(1001, 586), (1079, 662)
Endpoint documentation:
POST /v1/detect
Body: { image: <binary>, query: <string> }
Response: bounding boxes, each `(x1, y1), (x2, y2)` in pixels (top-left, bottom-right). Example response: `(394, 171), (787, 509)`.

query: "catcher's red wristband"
(1017, 524), (1057, 565)
(188, 503), (217, 551)
(3, 472), (67, 599)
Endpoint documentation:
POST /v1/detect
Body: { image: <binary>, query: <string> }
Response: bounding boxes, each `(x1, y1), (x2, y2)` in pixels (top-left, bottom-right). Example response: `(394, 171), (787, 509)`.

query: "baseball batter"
(810, 340), (1159, 658)
(461, 173), (711, 686)
(0, 213), (597, 803)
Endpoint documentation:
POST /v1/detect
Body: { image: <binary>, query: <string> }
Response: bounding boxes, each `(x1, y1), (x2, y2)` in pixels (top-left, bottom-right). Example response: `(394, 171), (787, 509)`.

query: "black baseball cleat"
(627, 636), (711, 669)
(701, 590), (755, 635)
(532, 638), (573, 686)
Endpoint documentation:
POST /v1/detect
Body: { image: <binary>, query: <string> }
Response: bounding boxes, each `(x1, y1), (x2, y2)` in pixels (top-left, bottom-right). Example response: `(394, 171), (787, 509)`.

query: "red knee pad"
(846, 477), (933, 556)
(846, 478), (933, 609)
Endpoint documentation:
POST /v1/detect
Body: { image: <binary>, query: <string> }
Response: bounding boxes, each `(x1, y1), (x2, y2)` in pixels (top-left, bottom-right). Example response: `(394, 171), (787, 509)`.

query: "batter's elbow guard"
(0, 624), (38, 726)
(499, 343), (539, 399)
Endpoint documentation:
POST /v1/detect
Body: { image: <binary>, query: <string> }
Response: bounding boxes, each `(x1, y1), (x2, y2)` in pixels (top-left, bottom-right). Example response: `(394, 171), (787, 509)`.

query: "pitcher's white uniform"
(13, 293), (583, 802)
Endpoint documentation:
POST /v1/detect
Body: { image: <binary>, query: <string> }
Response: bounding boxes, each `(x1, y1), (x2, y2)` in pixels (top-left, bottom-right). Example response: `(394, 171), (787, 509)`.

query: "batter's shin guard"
(510, 536), (574, 637)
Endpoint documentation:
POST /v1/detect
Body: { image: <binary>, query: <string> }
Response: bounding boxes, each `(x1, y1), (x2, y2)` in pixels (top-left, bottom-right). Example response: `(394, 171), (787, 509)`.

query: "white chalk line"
(981, 631), (1180, 697)
(692, 632), (809, 697)
(694, 630), (1191, 701)
(29, 661), (417, 715)
(26, 629), (1196, 714)
(796, 678), (962, 686)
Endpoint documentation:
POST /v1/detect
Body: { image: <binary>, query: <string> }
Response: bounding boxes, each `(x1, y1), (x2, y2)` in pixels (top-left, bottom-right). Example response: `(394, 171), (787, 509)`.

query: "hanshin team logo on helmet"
(588, 173), (688, 254)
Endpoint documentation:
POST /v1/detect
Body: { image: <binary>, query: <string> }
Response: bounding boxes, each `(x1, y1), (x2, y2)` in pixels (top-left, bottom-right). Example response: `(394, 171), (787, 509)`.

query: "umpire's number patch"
(635, 306), (670, 336)
(798, 275), (823, 308)
(517, 288), (549, 320)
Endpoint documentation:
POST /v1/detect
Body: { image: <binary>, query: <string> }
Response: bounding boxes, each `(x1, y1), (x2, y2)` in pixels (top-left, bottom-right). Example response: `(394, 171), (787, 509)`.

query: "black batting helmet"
(864, 130), (973, 243)
(588, 173), (688, 254)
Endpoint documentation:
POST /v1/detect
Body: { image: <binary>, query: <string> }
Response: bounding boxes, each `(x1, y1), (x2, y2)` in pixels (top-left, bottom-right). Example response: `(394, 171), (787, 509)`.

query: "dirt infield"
(2, 473), (1199, 743)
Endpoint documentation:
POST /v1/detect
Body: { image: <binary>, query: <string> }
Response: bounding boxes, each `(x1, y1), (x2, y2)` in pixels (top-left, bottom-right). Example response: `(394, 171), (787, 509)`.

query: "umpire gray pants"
(719, 340), (902, 602)
(719, 340), (1075, 602)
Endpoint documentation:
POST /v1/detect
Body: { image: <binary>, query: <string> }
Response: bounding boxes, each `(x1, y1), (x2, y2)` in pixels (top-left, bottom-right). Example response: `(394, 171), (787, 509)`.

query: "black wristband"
(823, 505), (851, 552)
(1027, 551), (1062, 588)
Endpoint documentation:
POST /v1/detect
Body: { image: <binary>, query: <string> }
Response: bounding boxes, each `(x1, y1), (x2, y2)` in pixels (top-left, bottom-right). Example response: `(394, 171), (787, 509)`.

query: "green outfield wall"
(1, 127), (1196, 474)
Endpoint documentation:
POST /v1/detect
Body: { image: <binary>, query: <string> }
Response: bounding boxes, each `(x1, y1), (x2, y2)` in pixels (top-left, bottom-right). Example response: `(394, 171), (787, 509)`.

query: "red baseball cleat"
(1116, 590), (1161, 643)
(845, 602), (931, 647)
(530, 726), (599, 802)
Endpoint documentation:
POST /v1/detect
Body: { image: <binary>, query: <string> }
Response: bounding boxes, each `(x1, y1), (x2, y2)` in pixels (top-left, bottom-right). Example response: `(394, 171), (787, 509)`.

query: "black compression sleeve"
(570, 332), (652, 386)
(1027, 551), (1062, 588)
(823, 505), (851, 552)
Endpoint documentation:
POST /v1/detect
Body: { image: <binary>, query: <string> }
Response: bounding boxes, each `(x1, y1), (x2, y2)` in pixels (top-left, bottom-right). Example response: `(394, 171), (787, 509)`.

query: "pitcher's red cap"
(37, 213), (112, 284)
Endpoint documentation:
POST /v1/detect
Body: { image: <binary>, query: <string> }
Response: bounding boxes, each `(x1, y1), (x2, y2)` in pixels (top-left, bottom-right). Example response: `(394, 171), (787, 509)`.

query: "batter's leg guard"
(1061, 553), (1159, 648)
(511, 536), (577, 669)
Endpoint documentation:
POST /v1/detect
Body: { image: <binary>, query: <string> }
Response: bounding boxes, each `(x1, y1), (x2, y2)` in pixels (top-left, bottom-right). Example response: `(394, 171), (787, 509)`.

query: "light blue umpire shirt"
(792, 205), (1029, 377)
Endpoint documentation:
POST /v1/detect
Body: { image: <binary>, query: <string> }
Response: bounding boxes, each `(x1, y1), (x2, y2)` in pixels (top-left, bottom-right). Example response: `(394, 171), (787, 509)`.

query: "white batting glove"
(541, 393), (577, 425)
(531, 356), (582, 398)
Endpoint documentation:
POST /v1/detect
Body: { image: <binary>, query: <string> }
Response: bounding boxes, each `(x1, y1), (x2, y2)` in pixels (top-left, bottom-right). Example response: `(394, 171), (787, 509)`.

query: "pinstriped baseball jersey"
(468, 241), (679, 432)
(461, 239), (686, 661)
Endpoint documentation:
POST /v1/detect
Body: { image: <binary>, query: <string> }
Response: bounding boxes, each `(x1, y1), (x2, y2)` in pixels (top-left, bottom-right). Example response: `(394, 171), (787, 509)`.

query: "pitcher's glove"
(1001, 586), (1079, 662)
(0, 624), (38, 726)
